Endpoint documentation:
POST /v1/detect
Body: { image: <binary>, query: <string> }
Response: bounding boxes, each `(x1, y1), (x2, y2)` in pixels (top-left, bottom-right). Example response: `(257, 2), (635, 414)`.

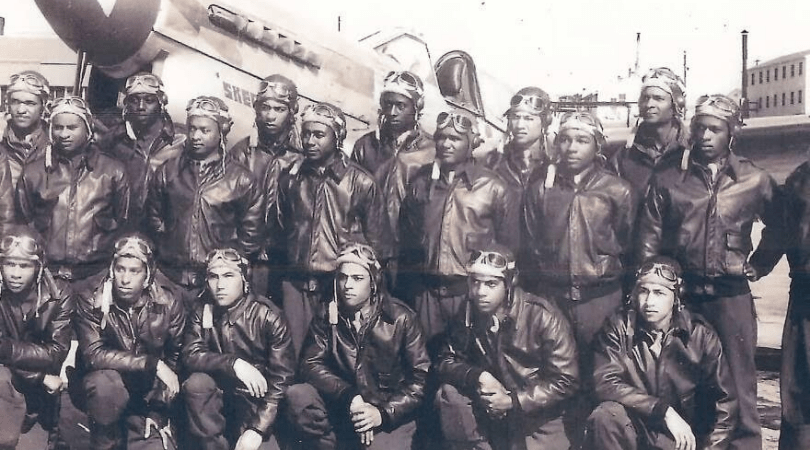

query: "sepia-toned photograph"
(0, 0), (805, 448)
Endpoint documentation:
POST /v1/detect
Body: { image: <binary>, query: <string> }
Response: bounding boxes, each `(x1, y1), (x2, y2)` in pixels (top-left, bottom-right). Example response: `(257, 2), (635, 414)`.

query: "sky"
(3, 0), (810, 101)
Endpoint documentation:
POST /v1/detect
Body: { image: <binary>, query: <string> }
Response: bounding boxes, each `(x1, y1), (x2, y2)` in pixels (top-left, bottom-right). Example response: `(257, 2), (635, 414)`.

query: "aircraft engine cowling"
(34, 0), (161, 66)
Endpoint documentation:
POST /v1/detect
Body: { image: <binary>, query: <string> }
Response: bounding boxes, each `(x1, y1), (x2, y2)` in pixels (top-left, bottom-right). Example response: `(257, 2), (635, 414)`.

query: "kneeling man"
(182, 248), (295, 450)
(585, 256), (737, 450)
(286, 242), (430, 450)
(435, 244), (579, 449)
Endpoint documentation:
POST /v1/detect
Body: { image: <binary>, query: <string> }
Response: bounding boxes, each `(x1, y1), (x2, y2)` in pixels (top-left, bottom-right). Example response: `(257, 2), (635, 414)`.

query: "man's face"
(0, 258), (38, 294)
(435, 127), (472, 168)
(634, 282), (676, 330)
(206, 266), (244, 308)
(380, 92), (417, 133)
(337, 262), (373, 312)
(187, 116), (222, 159)
(8, 91), (44, 132)
(507, 112), (544, 148)
(255, 99), (291, 136)
(558, 128), (599, 174)
(112, 256), (147, 304)
(124, 93), (161, 130)
(469, 274), (508, 315)
(52, 113), (90, 155)
(638, 86), (675, 124)
(301, 122), (337, 164)
(691, 115), (731, 162)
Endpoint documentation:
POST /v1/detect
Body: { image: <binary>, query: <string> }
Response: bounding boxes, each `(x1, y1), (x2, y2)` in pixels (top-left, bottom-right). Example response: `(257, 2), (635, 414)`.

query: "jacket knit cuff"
(510, 391), (522, 413)
(464, 367), (486, 392)
(0, 339), (12, 362)
(651, 399), (670, 422)
(338, 387), (360, 408)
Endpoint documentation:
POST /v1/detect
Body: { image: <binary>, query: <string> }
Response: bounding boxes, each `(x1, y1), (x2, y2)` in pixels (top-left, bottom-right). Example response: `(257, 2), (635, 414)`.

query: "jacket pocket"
(724, 231), (752, 276)
(375, 372), (398, 391)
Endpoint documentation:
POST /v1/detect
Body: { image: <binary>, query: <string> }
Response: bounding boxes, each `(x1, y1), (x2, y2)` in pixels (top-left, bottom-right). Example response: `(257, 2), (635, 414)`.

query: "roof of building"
(754, 49), (810, 68)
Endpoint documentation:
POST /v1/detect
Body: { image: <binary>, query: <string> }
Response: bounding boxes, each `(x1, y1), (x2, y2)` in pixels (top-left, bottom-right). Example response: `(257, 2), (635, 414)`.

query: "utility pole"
(741, 30), (749, 118)
(337, 15), (341, 32)
(634, 32), (640, 74)
(683, 50), (688, 85)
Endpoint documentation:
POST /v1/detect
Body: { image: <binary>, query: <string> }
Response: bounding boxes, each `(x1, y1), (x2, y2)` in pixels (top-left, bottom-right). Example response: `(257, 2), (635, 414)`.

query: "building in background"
(0, 34), (87, 110)
(746, 49), (810, 117)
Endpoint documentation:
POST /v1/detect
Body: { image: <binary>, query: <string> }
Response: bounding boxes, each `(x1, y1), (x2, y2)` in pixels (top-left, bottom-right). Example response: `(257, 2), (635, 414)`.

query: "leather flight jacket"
(279, 154), (392, 274)
(352, 128), (436, 244)
(522, 164), (636, 297)
(299, 295), (430, 430)
(436, 287), (579, 423)
(106, 117), (185, 219)
(1, 121), (49, 186)
(0, 152), (15, 235)
(144, 152), (265, 273)
(776, 161), (810, 280)
(399, 161), (521, 278)
(591, 307), (737, 450)
(637, 151), (784, 296)
(182, 293), (296, 436)
(74, 275), (185, 384)
(16, 145), (131, 267)
(0, 274), (73, 386)
(228, 134), (303, 257)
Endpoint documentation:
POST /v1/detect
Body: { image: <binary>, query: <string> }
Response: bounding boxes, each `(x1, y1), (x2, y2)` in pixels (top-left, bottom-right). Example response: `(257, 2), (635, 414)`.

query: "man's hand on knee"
(233, 359), (268, 398)
(664, 407), (696, 450)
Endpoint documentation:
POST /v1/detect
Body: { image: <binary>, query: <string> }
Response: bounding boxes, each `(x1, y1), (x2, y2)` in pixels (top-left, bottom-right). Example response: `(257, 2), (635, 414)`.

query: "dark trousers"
(435, 384), (569, 450)
(688, 292), (760, 450)
(83, 369), (176, 450)
(553, 288), (624, 447)
(584, 401), (677, 450)
(414, 278), (468, 344)
(0, 365), (63, 450)
(181, 372), (278, 450)
(779, 278), (810, 449)
(284, 382), (416, 450)
(281, 275), (332, 357)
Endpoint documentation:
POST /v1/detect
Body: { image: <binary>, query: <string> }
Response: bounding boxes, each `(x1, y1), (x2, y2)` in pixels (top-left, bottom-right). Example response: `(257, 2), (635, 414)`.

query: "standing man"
(399, 109), (519, 342)
(278, 102), (390, 354)
(351, 71), (436, 296)
(609, 68), (689, 201)
(435, 244), (578, 449)
(73, 234), (185, 450)
(144, 96), (264, 307)
(2, 70), (51, 185)
(107, 72), (185, 221)
(637, 94), (784, 450)
(585, 256), (737, 450)
(229, 74), (303, 303)
(285, 242), (430, 450)
(0, 225), (74, 450)
(182, 247), (295, 450)
(17, 96), (130, 290)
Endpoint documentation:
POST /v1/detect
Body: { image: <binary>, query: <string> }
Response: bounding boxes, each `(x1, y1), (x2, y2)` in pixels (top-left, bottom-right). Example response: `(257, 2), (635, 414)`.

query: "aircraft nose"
(35, 0), (160, 66)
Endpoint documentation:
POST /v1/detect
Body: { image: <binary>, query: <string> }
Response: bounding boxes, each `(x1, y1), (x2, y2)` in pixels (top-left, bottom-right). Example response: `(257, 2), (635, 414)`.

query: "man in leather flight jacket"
(637, 95), (783, 450)
(436, 244), (579, 449)
(73, 234), (185, 450)
(0, 225), (74, 450)
(285, 242), (430, 450)
(227, 74), (303, 304)
(585, 256), (737, 450)
(105, 72), (185, 221)
(1, 71), (51, 187)
(278, 102), (390, 355)
(144, 96), (264, 308)
(16, 96), (131, 289)
(399, 109), (519, 343)
(181, 247), (295, 450)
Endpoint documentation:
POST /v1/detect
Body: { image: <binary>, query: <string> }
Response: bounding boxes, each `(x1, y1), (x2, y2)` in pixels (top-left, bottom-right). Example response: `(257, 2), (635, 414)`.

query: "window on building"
(766, 96), (770, 108)
(766, 70), (770, 82)
(784, 66), (787, 78)
(751, 73), (755, 85)
(801, 62), (804, 75)
(775, 68), (779, 80)
(800, 90), (803, 104)
(783, 92), (786, 106)
(759, 71), (763, 84)
(791, 91), (795, 104)
(792, 64), (796, 77)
